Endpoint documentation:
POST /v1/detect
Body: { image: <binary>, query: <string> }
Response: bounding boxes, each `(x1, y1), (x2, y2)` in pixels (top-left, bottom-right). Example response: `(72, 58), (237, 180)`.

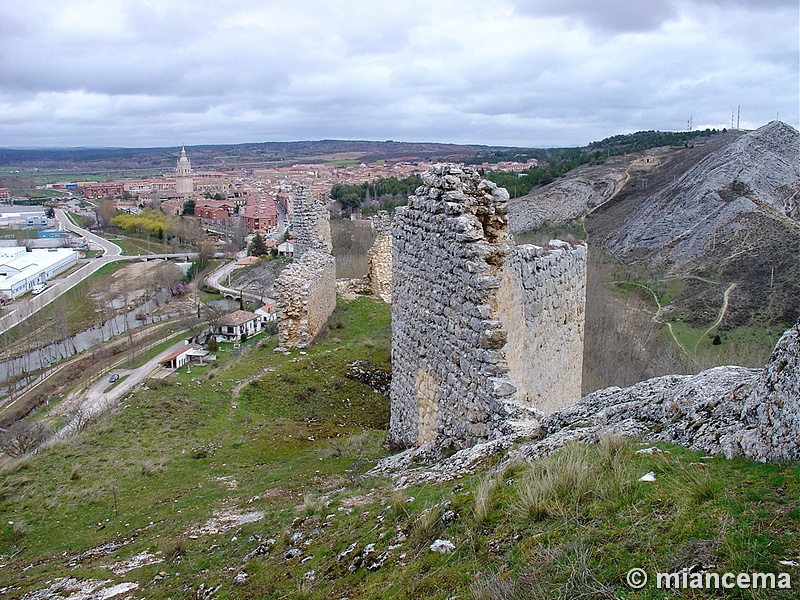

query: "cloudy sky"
(1, 0), (797, 148)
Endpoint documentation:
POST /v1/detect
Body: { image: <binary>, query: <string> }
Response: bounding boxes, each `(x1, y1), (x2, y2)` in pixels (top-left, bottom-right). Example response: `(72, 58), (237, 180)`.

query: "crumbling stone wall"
(497, 240), (586, 414)
(364, 211), (393, 303)
(388, 164), (587, 451)
(275, 250), (337, 349)
(292, 184), (332, 259)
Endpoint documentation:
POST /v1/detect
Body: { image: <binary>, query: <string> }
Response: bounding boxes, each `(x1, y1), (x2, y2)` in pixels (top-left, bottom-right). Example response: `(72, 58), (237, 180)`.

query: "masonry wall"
(388, 164), (586, 451)
(292, 184), (332, 260)
(275, 250), (337, 349)
(364, 211), (393, 303)
(497, 241), (586, 415)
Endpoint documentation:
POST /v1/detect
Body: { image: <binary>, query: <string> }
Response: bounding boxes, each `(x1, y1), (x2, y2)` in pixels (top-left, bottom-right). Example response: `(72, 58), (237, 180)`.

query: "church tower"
(176, 146), (194, 196)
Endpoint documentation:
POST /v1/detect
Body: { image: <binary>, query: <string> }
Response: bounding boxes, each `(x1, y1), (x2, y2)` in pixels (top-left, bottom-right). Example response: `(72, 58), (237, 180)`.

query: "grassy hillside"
(1, 296), (798, 599)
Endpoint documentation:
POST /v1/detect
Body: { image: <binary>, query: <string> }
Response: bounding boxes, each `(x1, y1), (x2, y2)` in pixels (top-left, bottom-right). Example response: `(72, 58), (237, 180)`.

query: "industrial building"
(0, 206), (49, 229)
(0, 246), (79, 299)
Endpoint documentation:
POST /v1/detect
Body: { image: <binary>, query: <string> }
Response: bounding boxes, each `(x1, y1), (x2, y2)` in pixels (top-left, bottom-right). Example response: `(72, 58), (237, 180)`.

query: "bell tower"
(176, 146), (194, 196)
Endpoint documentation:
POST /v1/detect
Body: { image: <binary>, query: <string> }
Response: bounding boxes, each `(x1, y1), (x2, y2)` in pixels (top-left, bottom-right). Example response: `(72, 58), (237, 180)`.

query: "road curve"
(55, 208), (123, 256)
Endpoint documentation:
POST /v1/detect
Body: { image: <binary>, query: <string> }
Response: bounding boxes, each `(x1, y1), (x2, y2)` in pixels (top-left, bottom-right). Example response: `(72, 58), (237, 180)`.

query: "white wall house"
(213, 310), (261, 342)
(0, 246), (79, 298)
(255, 300), (278, 323)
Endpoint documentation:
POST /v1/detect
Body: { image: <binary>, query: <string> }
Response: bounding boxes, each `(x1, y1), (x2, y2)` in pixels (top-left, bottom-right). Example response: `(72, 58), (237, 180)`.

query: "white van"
(31, 283), (47, 295)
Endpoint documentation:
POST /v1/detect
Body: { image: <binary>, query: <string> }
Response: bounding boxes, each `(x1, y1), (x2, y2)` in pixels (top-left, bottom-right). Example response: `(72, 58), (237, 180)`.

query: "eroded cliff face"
(609, 121), (799, 271)
(600, 121), (800, 327)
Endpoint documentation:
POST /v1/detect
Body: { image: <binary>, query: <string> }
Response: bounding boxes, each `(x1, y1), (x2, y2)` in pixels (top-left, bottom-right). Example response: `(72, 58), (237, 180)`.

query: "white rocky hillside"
(609, 120), (799, 270)
(507, 161), (628, 233)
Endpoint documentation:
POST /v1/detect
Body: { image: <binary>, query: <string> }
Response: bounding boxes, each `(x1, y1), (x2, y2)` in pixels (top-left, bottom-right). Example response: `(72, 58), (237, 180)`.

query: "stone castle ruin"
(290, 184), (333, 260)
(388, 164), (586, 451)
(363, 211), (393, 303)
(275, 185), (337, 349)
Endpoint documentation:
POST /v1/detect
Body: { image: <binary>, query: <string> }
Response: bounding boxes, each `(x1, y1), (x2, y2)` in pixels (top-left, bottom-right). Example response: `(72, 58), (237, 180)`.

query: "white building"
(255, 300), (278, 323)
(176, 147), (194, 196)
(0, 206), (49, 229)
(213, 310), (261, 342)
(0, 246), (79, 298)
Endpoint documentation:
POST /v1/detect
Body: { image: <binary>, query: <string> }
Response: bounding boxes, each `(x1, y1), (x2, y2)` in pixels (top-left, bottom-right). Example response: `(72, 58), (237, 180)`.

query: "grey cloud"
(512, 0), (679, 33)
(0, 0), (796, 147)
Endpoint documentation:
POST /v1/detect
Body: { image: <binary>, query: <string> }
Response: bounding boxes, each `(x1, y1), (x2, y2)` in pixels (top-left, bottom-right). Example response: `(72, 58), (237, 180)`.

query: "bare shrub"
(330, 219), (376, 278)
(0, 419), (51, 457)
(583, 253), (687, 393)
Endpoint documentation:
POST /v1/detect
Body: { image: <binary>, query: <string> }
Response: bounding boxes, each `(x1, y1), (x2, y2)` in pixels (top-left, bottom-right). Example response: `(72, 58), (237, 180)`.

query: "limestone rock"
(737, 320), (800, 462)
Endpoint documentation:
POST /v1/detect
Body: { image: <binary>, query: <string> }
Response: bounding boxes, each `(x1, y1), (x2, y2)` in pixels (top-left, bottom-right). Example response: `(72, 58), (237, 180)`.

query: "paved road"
(55, 338), (190, 438)
(55, 208), (123, 256)
(0, 212), (197, 335)
(204, 257), (265, 304)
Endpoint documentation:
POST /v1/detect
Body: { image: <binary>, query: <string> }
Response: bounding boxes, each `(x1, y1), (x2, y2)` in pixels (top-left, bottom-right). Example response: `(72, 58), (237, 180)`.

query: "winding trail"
(694, 283), (737, 354)
(612, 279), (691, 359)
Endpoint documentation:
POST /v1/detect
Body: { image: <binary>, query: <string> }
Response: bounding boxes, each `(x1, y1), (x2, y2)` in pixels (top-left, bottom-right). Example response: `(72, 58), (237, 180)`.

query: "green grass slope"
(1, 296), (798, 599)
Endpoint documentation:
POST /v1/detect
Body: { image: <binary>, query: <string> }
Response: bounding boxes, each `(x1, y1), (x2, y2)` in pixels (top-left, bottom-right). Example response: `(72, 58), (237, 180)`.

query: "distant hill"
(591, 121), (800, 328)
(0, 140), (512, 172)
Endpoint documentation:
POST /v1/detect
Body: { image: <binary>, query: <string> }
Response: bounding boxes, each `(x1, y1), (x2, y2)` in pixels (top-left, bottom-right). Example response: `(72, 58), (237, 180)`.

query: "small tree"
(95, 198), (117, 229)
(182, 198), (196, 215)
(0, 419), (50, 457)
(207, 336), (219, 352)
(248, 233), (268, 257)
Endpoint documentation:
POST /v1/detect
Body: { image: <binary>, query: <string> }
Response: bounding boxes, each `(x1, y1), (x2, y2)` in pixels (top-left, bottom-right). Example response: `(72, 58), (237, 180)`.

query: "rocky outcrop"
(517, 318), (800, 464)
(508, 163), (626, 233)
(374, 319), (799, 487)
(738, 319), (800, 462)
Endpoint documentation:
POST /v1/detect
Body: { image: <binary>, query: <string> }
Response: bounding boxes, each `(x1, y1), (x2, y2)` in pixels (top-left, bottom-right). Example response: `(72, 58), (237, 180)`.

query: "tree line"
(484, 128), (724, 199)
(329, 175), (423, 217)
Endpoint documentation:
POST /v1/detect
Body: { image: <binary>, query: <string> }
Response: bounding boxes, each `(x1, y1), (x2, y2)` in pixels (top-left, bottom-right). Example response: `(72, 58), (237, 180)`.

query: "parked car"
(108, 373), (120, 383)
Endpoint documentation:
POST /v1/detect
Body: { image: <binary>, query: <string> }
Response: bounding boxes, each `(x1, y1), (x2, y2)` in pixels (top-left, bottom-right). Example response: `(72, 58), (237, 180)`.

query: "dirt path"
(585, 155), (656, 218)
(611, 280), (691, 359)
(693, 283), (737, 354)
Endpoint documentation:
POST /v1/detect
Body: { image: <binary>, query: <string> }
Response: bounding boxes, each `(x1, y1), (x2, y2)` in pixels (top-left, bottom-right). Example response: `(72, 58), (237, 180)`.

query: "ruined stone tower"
(275, 184), (336, 349)
(291, 184), (332, 260)
(388, 164), (586, 451)
(364, 210), (393, 304)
